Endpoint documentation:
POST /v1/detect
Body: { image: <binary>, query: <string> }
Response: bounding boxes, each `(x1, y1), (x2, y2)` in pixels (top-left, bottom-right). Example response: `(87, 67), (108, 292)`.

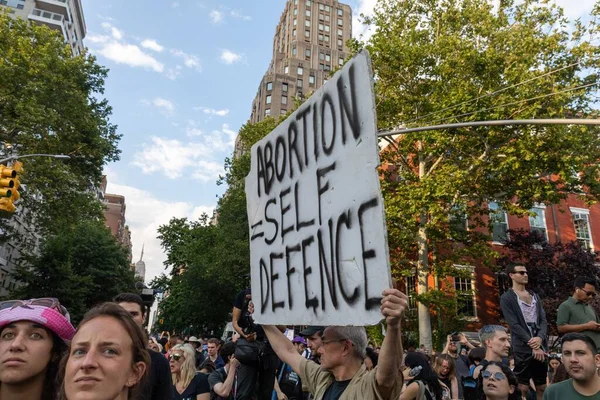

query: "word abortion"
(246, 51), (392, 326)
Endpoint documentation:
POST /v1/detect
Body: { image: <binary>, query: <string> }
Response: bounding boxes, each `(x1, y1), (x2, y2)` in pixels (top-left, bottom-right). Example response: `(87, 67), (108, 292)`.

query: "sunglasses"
(0, 298), (69, 317)
(512, 271), (528, 275)
(578, 288), (597, 297)
(170, 354), (183, 361)
(482, 371), (506, 381)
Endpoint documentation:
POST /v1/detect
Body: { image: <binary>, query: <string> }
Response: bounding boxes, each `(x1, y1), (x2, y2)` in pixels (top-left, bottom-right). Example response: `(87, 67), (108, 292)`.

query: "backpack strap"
(416, 380), (426, 400)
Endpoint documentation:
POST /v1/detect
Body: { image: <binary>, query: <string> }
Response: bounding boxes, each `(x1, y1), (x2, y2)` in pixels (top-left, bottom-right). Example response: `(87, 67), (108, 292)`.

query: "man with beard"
(543, 333), (600, 399)
(299, 326), (326, 364)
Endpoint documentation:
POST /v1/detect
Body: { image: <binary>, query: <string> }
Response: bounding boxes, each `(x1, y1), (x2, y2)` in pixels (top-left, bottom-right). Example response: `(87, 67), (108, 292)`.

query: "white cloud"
(141, 39), (164, 52)
(104, 168), (215, 283)
(230, 9), (252, 20)
(87, 23), (165, 73)
(171, 49), (202, 71)
(194, 106), (230, 116)
(165, 65), (182, 80)
(143, 97), (175, 116)
(220, 49), (242, 65)
(210, 10), (224, 23)
(553, 0), (594, 19)
(171, 1), (180, 8)
(352, 0), (377, 41)
(132, 137), (225, 182)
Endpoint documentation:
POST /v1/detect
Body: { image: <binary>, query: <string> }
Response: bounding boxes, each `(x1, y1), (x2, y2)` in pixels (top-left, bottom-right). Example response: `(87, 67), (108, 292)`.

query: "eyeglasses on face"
(482, 370), (506, 381)
(170, 353), (184, 361)
(578, 287), (597, 297)
(512, 271), (528, 275)
(321, 338), (353, 346)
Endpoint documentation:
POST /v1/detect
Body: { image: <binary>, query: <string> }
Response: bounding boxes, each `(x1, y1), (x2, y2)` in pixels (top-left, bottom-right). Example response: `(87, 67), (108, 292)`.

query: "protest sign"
(245, 50), (392, 326)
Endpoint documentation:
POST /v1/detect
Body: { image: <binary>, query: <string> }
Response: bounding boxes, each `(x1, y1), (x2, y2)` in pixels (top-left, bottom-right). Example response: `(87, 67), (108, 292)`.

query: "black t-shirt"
(173, 372), (210, 400)
(140, 349), (173, 400)
(323, 379), (351, 400)
(208, 367), (234, 400)
(233, 289), (265, 340)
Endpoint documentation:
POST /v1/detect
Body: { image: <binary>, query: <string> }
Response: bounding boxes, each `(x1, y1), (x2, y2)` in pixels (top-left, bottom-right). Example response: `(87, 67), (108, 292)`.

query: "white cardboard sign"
(245, 50), (391, 326)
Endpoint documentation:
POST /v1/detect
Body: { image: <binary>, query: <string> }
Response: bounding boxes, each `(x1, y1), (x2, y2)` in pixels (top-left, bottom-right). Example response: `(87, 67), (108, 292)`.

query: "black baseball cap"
(299, 326), (326, 336)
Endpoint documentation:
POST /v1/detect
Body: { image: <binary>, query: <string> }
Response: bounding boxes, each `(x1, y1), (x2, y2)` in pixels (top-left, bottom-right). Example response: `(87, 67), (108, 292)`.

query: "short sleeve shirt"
(297, 357), (402, 400)
(543, 379), (600, 399)
(173, 373), (210, 400)
(557, 297), (600, 350)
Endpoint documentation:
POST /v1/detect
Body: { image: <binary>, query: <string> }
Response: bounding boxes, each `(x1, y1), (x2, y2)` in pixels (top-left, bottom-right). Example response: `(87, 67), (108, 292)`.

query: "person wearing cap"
(0, 297), (75, 400)
(114, 293), (173, 400)
(187, 336), (206, 369)
(262, 288), (407, 400)
(292, 336), (310, 359)
(299, 326), (325, 363)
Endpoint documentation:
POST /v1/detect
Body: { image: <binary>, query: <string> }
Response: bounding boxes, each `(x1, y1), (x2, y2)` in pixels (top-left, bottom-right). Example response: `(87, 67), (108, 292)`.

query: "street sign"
(245, 50), (392, 326)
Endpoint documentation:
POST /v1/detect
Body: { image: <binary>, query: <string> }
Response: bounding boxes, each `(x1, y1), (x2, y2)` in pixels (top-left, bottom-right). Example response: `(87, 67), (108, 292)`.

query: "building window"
(325, 5), (330, 12)
(319, 4), (324, 10)
(324, 64), (331, 71)
(281, 109), (287, 115)
(338, 39), (343, 47)
(339, 57), (344, 65)
(294, 8), (297, 15)
(324, 35), (330, 42)
(305, 49), (311, 57)
(284, 66), (289, 74)
(325, 54), (331, 62)
(449, 204), (468, 234)
(293, 18), (297, 26)
(319, 23), (324, 31)
(454, 267), (477, 318)
(293, 29), (297, 36)
(306, 0), (311, 6)
(325, 15), (330, 22)
(297, 66), (303, 75)
(319, 13), (324, 21)
(294, 0), (298, 4)
(489, 201), (508, 243)
(282, 95), (288, 105)
(319, 52), (325, 61)
(319, 33), (324, 41)
(282, 83), (288, 92)
(305, 30), (310, 38)
(338, 28), (343, 36)
(265, 109), (271, 116)
(297, 78), (303, 87)
(338, 8), (343, 16)
(338, 18), (343, 26)
(571, 207), (593, 249)
(266, 95), (272, 105)
(324, 25), (330, 32)
(309, 74), (315, 85)
(266, 82), (273, 91)
(319, 63), (324, 71)
(292, 45), (297, 55)
(305, 20), (310, 27)
(529, 206), (548, 242)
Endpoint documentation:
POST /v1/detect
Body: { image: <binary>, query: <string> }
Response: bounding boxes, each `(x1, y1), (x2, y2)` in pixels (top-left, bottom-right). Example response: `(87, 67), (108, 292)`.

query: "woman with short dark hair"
(481, 362), (521, 400)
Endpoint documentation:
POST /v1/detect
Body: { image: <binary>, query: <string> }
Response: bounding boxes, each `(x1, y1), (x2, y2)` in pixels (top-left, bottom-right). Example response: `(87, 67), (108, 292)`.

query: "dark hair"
(481, 362), (520, 400)
(574, 276), (597, 291)
(58, 303), (151, 399)
(199, 359), (216, 374)
(561, 333), (598, 355)
(505, 264), (525, 277)
(220, 342), (236, 363)
(365, 347), (378, 367)
(113, 293), (146, 317)
(467, 346), (486, 364)
(551, 363), (569, 384)
(404, 352), (443, 399)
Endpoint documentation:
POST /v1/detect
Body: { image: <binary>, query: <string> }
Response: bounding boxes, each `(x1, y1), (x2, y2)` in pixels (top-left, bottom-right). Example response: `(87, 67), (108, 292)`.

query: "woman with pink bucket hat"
(0, 297), (75, 400)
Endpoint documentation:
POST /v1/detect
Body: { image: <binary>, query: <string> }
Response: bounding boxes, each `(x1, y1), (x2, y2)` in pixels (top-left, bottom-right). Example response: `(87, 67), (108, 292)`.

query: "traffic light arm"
(0, 154), (70, 164)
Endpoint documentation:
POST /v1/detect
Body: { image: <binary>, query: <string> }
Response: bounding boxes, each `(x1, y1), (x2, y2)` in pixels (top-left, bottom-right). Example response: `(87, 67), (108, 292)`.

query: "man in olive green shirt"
(262, 288), (407, 400)
(543, 333), (600, 399)
(556, 276), (600, 351)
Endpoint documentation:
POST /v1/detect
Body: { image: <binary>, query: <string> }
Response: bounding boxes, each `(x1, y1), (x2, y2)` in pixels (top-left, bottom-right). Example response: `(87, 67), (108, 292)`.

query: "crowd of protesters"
(0, 266), (599, 399)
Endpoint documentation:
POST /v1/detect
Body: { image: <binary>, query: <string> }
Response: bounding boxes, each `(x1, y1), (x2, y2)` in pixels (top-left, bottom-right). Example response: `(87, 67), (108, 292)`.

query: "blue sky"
(83, 0), (594, 283)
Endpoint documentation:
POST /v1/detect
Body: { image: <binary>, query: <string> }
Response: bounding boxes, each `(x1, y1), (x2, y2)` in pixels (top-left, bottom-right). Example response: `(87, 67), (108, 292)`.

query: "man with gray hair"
(262, 288), (407, 400)
(472, 325), (511, 379)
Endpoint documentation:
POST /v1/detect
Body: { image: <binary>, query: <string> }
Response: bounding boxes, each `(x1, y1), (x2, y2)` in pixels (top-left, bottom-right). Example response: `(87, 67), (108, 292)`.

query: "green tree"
(354, 0), (600, 348)
(10, 221), (137, 323)
(154, 118), (282, 334)
(0, 12), (121, 236)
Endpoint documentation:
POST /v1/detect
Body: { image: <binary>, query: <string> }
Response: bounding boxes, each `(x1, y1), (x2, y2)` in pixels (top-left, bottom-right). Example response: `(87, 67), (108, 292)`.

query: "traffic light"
(0, 162), (22, 214)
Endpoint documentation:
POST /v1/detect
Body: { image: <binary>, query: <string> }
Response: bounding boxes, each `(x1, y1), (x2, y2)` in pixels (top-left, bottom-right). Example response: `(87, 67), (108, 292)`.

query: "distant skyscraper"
(135, 245), (146, 282)
(1, 0), (86, 56)
(239, 0), (352, 155)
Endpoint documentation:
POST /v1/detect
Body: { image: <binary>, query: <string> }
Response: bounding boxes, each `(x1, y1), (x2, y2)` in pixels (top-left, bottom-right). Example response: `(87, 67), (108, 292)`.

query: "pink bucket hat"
(0, 298), (75, 344)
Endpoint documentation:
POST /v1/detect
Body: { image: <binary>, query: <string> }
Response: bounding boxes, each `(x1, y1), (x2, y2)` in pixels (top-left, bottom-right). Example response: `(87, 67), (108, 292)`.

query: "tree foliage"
(10, 221), (137, 324)
(497, 229), (600, 341)
(351, 0), (600, 347)
(153, 118), (282, 334)
(0, 12), (121, 236)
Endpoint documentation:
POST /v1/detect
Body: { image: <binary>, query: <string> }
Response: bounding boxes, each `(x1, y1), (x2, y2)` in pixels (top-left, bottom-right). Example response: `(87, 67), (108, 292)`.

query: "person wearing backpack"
(400, 352), (451, 400)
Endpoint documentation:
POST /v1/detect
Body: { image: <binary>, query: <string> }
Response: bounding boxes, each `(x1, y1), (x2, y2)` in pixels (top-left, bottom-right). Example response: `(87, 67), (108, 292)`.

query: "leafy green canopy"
(350, 0), (600, 346)
(10, 221), (137, 324)
(0, 12), (121, 235)
(152, 118), (281, 334)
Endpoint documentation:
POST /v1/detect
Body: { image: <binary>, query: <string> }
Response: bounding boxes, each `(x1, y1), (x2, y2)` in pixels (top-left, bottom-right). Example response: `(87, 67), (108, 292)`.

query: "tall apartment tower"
(249, 0), (352, 124)
(1, 0), (86, 56)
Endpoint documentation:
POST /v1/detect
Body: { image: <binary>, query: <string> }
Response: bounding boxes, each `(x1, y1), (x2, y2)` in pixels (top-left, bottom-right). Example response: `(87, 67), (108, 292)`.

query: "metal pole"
(0, 154), (70, 164)
(377, 118), (600, 138)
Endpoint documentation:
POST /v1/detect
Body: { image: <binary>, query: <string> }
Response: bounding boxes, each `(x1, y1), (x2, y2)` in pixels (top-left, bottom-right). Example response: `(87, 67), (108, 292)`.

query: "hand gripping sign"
(245, 50), (392, 326)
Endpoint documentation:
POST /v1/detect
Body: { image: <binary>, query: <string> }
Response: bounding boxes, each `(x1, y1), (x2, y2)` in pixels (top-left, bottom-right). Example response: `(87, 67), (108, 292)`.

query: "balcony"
(28, 8), (67, 42)
(35, 0), (71, 21)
